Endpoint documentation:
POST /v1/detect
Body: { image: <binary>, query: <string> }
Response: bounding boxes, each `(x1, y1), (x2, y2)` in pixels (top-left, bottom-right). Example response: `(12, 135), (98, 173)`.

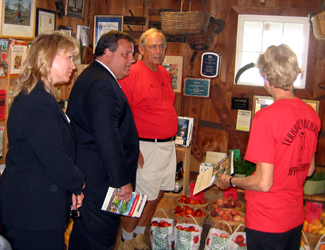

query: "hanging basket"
(160, 0), (211, 36)
(311, 11), (325, 41)
(187, 21), (218, 51)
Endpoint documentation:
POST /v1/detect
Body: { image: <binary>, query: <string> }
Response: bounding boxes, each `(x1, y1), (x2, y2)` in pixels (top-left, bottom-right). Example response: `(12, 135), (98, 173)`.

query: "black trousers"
(0, 224), (65, 250)
(68, 199), (121, 250)
(246, 223), (303, 250)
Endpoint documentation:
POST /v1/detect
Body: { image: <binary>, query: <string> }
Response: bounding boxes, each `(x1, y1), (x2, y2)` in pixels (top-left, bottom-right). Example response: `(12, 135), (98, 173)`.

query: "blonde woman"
(0, 31), (85, 250)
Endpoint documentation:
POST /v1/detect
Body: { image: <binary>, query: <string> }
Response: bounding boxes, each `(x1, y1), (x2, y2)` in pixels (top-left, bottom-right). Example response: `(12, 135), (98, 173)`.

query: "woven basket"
(209, 210), (246, 233)
(187, 21), (218, 50)
(160, 0), (211, 36)
(209, 199), (246, 213)
(311, 12), (325, 41)
(170, 206), (208, 226)
(174, 195), (209, 209)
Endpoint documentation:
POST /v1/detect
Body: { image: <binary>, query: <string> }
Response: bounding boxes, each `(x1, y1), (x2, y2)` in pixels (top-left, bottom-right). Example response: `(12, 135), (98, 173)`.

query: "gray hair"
(139, 28), (167, 48)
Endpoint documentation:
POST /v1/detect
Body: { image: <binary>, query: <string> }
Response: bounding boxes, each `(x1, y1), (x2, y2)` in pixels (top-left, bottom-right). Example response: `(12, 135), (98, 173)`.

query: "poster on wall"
(1, 0), (36, 39)
(10, 40), (28, 75)
(162, 55), (183, 93)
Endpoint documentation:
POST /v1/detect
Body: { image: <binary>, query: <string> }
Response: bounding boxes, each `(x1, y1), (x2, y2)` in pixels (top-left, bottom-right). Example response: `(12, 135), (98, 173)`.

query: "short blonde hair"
(11, 31), (79, 102)
(257, 44), (302, 90)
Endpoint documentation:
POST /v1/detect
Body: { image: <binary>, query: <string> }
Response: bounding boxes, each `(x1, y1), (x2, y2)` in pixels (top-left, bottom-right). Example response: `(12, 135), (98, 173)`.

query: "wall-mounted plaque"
(232, 97), (249, 110)
(184, 78), (210, 98)
(200, 52), (221, 78)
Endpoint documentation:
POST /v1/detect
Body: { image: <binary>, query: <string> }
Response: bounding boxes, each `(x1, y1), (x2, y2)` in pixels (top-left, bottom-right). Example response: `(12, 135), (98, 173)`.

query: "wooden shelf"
(164, 146), (191, 198)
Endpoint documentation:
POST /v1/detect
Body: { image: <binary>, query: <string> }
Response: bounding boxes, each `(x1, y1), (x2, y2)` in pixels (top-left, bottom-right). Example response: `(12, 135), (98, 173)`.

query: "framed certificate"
(93, 15), (123, 52)
(35, 8), (56, 36)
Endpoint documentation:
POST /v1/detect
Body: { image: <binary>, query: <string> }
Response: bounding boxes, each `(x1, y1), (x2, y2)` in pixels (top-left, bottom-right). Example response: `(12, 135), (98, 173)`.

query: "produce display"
(176, 195), (207, 205)
(173, 205), (207, 218)
(211, 197), (242, 209)
(302, 219), (325, 234)
(209, 208), (245, 222)
(175, 225), (200, 232)
(150, 220), (172, 227)
(232, 235), (246, 247)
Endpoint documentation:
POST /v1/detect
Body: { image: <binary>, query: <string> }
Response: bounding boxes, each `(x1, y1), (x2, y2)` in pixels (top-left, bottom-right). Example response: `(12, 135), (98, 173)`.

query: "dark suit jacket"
(66, 60), (139, 202)
(0, 81), (85, 231)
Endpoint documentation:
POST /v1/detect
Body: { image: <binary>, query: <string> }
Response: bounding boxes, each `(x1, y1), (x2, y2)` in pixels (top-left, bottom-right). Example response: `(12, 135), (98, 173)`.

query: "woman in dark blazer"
(0, 31), (85, 250)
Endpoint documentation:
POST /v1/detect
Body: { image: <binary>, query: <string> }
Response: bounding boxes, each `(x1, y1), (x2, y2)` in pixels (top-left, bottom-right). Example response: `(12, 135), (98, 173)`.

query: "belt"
(139, 136), (176, 143)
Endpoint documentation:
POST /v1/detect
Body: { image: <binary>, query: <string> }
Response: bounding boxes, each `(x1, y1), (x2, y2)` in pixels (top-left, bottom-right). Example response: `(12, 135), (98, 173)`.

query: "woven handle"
(233, 223), (245, 234)
(301, 231), (310, 247)
(212, 220), (233, 234)
(178, 214), (199, 226)
(153, 208), (169, 219)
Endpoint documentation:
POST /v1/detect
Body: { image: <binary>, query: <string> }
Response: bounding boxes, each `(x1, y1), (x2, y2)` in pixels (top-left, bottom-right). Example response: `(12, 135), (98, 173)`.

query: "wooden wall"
(37, 0), (325, 169)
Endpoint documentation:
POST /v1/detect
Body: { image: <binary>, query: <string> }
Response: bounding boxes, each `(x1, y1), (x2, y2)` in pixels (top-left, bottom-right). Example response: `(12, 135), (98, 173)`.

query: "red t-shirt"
(119, 60), (178, 139)
(245, 98), (320, 233)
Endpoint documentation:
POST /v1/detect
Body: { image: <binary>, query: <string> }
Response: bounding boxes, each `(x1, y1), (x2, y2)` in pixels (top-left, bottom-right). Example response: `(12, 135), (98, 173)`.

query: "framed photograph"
(184, 78), (211, 98)
(77, 25), (89, 46)
(252, 95), (320, 116)
(1, 0), (36, 39)
(65, 0), (84, 18)
(58, 25), (72, 37)
(162, 55), (184, 93)
(35, 8), (56, 36)
(10, 40), (29, 75)
(93, 15), (123, 52)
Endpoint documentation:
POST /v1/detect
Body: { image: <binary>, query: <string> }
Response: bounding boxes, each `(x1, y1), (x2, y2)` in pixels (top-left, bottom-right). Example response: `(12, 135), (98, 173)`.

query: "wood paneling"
(36, 0), (325, 167)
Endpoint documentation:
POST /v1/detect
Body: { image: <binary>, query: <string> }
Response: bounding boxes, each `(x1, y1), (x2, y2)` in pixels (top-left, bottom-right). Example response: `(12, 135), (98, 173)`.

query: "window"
(235, 15), (310, 89)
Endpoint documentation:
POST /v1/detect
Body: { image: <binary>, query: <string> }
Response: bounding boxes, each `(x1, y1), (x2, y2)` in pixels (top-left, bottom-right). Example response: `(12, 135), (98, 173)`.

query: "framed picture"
(93, 15), (123, 52)
(65, 0), (84, 18)
(10, 40), (29, 75)
(1, 0), (36, 39)
(184, 78), (211, 98)
(162, 55), (184, 93)
(77, 25), (89, 46)
(35, 8), (56, 37)
(58, 25), (72, 37)
(252, 95), (320, 116)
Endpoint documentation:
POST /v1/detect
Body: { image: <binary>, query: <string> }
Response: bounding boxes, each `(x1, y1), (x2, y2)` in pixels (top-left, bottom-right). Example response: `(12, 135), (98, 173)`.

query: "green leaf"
(234, 156), (256, 176)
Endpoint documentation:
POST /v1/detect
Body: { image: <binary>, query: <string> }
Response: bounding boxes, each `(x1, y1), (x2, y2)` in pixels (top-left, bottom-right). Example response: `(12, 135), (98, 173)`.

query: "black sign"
(232, 98), (249, 110)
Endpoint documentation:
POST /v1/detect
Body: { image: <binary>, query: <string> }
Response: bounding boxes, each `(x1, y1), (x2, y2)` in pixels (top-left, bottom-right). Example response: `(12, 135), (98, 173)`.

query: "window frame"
(235, 14), (310, 89)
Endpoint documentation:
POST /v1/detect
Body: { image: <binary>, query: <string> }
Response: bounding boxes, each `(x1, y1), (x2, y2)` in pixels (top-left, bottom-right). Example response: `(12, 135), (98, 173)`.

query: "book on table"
(193, 151), (235, 195)
(101, 187), (147, 217)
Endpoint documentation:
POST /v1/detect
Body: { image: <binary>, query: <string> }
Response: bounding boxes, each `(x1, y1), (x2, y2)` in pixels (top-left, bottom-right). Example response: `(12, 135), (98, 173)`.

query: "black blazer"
(0, 81), (85, 230)
(66, 60), (139, 202)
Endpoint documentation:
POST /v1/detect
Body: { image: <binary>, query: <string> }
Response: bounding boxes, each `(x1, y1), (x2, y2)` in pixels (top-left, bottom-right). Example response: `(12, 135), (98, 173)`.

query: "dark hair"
(94, 30), (134, 58)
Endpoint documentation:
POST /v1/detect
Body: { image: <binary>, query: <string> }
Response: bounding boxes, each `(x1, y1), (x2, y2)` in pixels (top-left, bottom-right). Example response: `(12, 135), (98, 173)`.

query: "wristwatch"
(229, 176), (236, 187)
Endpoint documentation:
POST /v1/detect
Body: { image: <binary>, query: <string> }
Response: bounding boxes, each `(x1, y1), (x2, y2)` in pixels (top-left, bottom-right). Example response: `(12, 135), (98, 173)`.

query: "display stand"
(164, 146), (191, 198)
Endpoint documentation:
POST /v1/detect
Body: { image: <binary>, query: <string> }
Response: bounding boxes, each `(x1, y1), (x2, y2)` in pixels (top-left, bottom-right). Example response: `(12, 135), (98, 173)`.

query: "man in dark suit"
(67, 31), (139, 250)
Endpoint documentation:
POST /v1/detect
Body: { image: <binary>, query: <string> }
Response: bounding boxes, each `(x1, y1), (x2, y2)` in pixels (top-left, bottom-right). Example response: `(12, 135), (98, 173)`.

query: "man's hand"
(216, 173), (232, 189)
(115, 183), (133, 203)
(138, 150), (144, 169)
(71, 192), (84, 210)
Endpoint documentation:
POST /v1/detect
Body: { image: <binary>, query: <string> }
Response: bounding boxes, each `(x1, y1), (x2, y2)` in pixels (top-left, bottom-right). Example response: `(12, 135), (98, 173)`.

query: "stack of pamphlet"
(101, 187), (147, 218)
(175, 116), (194, 147)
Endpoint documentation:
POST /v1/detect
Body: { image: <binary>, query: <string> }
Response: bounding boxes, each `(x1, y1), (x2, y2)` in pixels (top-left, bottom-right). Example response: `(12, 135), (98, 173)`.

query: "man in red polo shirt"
(118, 28), (178, 250)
